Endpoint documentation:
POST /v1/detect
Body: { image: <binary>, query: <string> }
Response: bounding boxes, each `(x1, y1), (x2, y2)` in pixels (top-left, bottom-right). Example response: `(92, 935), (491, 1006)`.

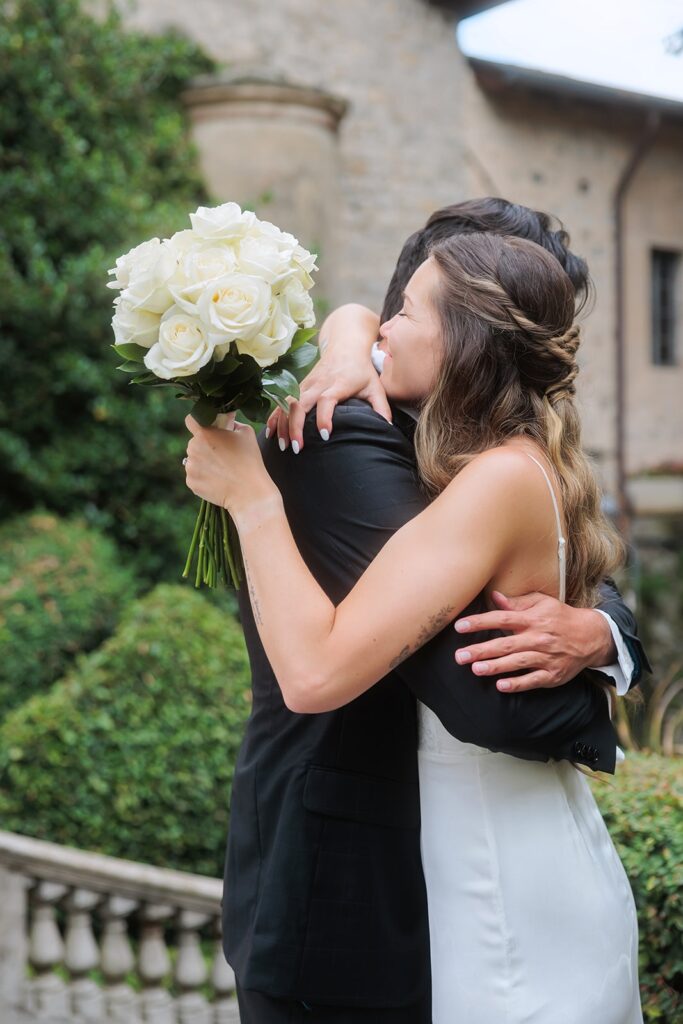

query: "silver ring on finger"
(182, 456), (188, 467)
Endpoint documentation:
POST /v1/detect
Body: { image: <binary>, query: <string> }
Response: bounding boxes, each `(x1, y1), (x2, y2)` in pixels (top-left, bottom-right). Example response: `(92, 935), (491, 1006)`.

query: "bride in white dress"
(417, 452), (642, 1023)
(185, 230), (642, 1022)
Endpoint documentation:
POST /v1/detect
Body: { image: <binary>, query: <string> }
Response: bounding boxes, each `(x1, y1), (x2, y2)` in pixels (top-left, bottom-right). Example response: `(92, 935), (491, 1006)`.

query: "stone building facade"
(116, 0), (683, 511)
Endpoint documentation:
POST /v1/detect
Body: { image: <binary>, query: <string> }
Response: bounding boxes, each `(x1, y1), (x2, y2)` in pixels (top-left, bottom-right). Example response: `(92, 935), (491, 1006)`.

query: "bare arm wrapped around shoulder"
(203, 431), (556, 713)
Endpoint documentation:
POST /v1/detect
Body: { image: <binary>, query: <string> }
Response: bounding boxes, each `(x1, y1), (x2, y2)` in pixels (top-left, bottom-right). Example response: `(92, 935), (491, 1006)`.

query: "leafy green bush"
(0, 511), (137, 716)
(0, 583), (251, 877)
(592, 754), (683, 1022)
(0, 0), (215, 583)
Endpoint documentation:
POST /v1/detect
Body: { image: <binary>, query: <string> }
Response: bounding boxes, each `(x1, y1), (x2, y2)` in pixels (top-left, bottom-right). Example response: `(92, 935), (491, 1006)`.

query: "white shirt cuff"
(591, 610), (634, 696)
(600, 685), (626, 768)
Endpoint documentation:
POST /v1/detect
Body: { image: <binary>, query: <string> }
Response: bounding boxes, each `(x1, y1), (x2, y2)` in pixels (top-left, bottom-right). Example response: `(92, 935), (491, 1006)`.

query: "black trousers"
(236, 984), (432, 1023)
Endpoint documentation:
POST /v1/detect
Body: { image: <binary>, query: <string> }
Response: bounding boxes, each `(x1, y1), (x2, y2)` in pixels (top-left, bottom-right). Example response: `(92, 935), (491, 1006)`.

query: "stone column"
(0, 867), (28, 1009)
(182, 74), (348, 302)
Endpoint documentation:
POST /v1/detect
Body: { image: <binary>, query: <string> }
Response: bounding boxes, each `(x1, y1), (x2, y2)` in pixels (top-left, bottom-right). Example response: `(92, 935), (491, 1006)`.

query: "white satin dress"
(417, 454), (642, 1024)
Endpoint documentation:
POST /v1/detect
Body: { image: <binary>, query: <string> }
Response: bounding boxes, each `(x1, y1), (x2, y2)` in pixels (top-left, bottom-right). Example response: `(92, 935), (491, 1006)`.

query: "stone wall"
(117, 0), (473, 309)
(459, 78), (625, 484)
(458, 70), (683, 486)
(115, 0), (683, 487)
(623, 133), (683, 476)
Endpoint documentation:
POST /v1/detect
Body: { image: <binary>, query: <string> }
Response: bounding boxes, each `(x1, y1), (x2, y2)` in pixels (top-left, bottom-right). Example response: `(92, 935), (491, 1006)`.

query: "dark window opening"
(651, 249), (679, 366)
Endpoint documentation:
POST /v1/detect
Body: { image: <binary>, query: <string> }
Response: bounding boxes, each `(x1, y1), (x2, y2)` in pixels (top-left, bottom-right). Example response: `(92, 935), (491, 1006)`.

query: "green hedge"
(592, 753), (683, 1022)
(0, 512), (137, 716)
(0, 583), (252, 877)
(0, 0), (215, 584)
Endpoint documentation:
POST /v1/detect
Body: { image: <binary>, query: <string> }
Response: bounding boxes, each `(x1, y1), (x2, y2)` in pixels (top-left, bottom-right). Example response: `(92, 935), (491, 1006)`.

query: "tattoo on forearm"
(388, 605), (456, 672)
(388, 645), (411, 671)
(243, 558), (264, 627)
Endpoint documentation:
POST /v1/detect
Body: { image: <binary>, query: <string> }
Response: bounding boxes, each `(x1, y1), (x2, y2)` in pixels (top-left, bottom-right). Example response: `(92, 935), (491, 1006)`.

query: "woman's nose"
(378, 317), (393, 339)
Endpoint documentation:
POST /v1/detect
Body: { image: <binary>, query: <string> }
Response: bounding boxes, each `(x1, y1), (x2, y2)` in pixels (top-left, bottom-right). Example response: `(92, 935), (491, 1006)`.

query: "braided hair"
(414, 232), (623, 606)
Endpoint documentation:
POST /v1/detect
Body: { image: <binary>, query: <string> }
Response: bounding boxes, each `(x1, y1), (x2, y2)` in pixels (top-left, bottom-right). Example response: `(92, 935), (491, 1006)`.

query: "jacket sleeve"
(263, 401), (617, 774)
(595, 578), (651, 686)
(396, 615), (617, 773)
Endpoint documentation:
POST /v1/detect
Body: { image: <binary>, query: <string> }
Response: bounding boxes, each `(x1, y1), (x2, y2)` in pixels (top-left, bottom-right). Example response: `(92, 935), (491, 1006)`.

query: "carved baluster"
(101, 895), (142, 1023)
(210, 917), (237, 1024)
(27, 881), (69, 1017)
(138, 902), (175, 1024)
(174, 910), (211, 1024)
(0, 866), (29, 1011)
(64, 887), (105, 1020)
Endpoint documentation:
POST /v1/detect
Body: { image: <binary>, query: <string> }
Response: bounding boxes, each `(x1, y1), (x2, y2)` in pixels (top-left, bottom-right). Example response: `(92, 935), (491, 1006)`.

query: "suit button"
(591, 749), (600, 763)
(572, 741), (584, 758)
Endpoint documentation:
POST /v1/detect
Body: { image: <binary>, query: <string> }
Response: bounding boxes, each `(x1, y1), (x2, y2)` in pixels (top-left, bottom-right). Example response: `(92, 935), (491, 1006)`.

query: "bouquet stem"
(182, 501), (243, 590)
(181, 412), (244, 590)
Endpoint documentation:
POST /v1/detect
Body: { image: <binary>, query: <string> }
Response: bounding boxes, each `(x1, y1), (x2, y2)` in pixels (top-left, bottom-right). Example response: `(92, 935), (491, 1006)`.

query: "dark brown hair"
(380, 197), (591, 323)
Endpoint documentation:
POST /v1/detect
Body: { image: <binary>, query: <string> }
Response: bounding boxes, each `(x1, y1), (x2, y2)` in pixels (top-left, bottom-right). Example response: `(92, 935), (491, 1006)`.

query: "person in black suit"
(185, 200), (646, 1024)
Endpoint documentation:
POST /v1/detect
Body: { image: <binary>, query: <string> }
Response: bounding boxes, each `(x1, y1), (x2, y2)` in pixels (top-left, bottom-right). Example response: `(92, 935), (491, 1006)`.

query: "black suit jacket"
(223, 400), (645, 1009)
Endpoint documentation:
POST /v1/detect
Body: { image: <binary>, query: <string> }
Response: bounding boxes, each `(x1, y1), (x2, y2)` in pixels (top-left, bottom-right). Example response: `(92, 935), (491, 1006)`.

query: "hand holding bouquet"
(107, 202), (318, 588)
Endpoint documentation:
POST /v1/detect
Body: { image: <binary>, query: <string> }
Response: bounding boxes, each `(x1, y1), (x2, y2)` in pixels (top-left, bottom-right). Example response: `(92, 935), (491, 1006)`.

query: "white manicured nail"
(292, 440), (300, 455)
(278, 438), (286, 452)
(265, 427), (271, 439)
(320, 429), (330, 441)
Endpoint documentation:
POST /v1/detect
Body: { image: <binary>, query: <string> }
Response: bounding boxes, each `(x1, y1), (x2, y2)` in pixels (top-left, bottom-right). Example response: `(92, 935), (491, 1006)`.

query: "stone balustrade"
(0, 830), (239, 1023)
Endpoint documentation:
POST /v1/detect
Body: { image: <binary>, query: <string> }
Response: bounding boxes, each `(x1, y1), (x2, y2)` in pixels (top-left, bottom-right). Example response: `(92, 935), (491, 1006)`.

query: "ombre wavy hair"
(414, 232), (624, 607)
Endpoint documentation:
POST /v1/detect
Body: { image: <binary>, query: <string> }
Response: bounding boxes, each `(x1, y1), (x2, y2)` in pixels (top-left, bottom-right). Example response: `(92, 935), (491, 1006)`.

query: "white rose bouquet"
(107, 202), (318, 588)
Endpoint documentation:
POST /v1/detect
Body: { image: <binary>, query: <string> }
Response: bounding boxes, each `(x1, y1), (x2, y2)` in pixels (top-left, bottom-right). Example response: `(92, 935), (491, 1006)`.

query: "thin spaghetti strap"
(524, 452), (567, 604)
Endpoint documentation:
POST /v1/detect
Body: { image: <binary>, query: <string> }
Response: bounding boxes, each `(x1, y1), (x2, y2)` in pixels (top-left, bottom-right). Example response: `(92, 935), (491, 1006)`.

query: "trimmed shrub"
(592, 753), (683, 1022)
(0, 583), (252, 877)
(0, 512), (137, 716)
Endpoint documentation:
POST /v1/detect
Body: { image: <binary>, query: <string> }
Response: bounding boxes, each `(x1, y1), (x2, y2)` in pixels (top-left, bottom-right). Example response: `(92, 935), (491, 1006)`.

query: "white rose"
(235, 295), (297, 368)
(189, 202), (256, 241)
(107, 238), (163, 292)
(119, 238), (179, 315)
(169, 241), (239, 314)
(237, 235), (296, 287)
(290, 243), (318, 289)
(281, 277), (316, 328)
(112, 299), (161, 349)
(165, 229), (199, 262)
(143, 307), (215, 380)
(197, 273), (272, 344)
(251, 219), (299, 251)
(293, 243), (318, 274)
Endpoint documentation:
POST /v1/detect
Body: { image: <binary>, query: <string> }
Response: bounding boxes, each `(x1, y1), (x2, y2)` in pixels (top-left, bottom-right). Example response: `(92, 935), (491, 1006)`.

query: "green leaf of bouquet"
(262, 367), (300, 397)
(214, 354), (241, 376)
(238, 354), (262, 376)
(129, 371), (159, 384)
(116, 363), (145, 373)
(201, 378), (230, 397)
(221, 358), (262, 387)
(263, 389), (290, 413)
(275, 342), (318, 375)
(196, 359), (220, 382)
(290, 327), (319, 352)
(240, 395), (272, 423)
(190, 397), (220, 427)
(111, 342), (150, 362)
(182, 359), (217, 386)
